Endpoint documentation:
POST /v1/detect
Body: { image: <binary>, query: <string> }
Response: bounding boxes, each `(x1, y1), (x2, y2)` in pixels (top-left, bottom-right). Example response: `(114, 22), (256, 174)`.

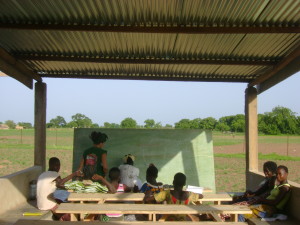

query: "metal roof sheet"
(0, 0), (299, 85)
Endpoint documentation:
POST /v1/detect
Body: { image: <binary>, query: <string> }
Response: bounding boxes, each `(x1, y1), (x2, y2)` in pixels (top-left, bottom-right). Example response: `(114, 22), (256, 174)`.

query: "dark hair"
(126, 156), (134, 165)
(277, 165), (288, 173)
(147, 164), (158, 178)
(109, 167), (121, 181)
(173, 172), (186, 187)
(49, 157), (60, 166)
(90, 131), (108, 145)
(263, 161), (277, 174)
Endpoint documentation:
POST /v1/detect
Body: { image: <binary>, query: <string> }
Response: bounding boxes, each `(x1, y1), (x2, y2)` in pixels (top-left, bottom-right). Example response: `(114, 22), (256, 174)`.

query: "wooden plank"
(68, 192), (231, 203)
(14, 219), (248, 225)
(56, 203), (252, 215)
(16, 54), (277, 66)
(1, 23), (299, 33)
(68, 193), (144, 202)
(209, 212), (222, 222)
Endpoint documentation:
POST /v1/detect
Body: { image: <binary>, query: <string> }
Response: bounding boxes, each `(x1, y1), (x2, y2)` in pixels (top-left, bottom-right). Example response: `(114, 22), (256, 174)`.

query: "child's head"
(146, 164), (158, 182)
(276, 165), (288, 183)
(263, 161), (277, 178)
(173, 172), (186, 188)
(109, 167), (121, 182)
(90, 131), (108, 145)
(49, 157), (60, 172)
(123, 154), (135, 165)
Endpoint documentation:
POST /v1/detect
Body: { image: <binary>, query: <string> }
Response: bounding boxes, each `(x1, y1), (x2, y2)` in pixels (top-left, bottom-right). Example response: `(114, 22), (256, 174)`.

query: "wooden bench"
(14, 219), (248, 225)
(68, 192), (232, 205)
(56, 203), (252, 222)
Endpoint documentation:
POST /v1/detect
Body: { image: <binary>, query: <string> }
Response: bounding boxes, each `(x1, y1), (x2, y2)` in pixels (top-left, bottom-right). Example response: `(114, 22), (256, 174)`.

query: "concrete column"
(245, 86), (258, 189)
(34, 81), (47, 171)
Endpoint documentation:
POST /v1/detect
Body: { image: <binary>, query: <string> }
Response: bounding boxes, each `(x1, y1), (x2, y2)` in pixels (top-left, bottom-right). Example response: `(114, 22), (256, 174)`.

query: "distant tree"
(67, 121), (78, 128)
(91, 123), (99, 128)
(110, 123), (120, 128)
(121, 117), (137, 128)
(70, 113), (93, 128)
(5, 120), (16, 129)
(175, 119), (191, 129)
(259, 106), (298, 134)
(165, 124), (173, 128)
(190, 118), (202, 129)
(104, 122), (111, 128)
(215, 122), (230, 132)
(49, 116), (67, 128)
(18, 122), (33, 129)
(103, 122), (120, 128)
(200, 117), (217, 130)
(154, 122), (162, 128)
(144, 119), (155, 128)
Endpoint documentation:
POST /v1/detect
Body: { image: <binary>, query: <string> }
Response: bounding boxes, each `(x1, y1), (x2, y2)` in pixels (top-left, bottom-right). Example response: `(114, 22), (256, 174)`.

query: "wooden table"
(14, 219), (248, 225)
(56, 203), (251, 222)
(68, 192), (232, 204)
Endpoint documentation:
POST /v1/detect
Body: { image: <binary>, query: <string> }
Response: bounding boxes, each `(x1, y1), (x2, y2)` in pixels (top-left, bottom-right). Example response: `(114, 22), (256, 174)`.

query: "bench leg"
(231, 214), (238, 222)
(70, 213), (79, 221)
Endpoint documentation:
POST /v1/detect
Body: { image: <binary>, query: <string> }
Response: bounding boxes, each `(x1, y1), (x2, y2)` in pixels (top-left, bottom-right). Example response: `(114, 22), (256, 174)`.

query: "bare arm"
(78, 157), (84, 171)
(101, 153), (108, 175)
(55, 170), (82, 189)
(91, 174), (116, 193)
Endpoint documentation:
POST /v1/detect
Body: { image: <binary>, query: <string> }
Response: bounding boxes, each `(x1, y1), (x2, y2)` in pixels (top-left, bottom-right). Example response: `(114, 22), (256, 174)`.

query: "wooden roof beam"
(40, 73), (252, 83)
(0, 23), (299, 34)
(249, 45), (300, 88)
(16, 55), (276, 66)
(0, 48), (42, 89)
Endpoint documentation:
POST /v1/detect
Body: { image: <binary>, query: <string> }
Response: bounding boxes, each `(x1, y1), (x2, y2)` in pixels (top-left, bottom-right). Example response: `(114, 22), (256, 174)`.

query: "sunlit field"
(1, 129), (299, 191)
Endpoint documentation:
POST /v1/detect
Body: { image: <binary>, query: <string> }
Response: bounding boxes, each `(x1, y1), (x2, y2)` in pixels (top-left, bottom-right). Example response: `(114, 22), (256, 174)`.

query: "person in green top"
(78, 131), (108, 181)
(239, 165), (291, 222)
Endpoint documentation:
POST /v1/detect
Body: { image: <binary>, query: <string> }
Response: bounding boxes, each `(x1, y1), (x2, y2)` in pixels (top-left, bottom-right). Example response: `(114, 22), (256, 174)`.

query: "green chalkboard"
(73, 128), (215, 192)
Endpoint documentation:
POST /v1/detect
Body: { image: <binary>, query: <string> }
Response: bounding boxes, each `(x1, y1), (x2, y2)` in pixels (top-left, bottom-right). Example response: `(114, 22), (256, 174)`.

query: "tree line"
(1, 106), (299, 135)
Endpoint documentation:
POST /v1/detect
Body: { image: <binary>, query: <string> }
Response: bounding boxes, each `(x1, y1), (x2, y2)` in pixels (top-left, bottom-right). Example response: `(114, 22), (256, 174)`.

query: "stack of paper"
(186, 185), (203, 194)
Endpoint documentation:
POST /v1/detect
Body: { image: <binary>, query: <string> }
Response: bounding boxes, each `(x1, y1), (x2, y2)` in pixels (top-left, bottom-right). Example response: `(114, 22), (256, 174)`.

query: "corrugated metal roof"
(1, 0), (299, 25)
(0, 0), (299, 84)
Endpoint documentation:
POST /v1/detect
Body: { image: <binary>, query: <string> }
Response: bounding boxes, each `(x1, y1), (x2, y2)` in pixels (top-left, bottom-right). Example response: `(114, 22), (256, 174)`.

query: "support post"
(34, 82), (47, 171)
(245, 86), (258, 189)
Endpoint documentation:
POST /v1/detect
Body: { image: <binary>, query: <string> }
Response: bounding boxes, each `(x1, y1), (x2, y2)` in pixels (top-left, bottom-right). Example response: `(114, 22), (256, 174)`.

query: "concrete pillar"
(245, 86), (258, 189)
(34, 82), (47, 171)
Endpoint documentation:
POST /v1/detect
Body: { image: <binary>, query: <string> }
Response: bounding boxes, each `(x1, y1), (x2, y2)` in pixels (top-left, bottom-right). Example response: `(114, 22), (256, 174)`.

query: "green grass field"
(1, 129), (299, 191)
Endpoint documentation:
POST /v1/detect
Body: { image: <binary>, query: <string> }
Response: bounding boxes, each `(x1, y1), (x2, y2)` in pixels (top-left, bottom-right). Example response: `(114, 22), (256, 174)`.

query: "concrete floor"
(0, 200), (52, 225)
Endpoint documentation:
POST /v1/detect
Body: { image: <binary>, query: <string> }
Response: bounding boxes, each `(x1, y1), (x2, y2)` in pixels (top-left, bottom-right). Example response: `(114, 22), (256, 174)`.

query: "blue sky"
(0, 72), (299, 126)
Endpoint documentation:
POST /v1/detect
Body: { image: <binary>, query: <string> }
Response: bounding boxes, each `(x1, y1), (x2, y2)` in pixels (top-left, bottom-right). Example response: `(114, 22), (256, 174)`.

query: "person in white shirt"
(37, 157), (81, 220)
(119, 154), (141, 190)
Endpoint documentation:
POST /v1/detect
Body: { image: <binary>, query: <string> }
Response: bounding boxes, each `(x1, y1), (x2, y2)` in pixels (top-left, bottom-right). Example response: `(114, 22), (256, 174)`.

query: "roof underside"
(0, 0), (299, 89)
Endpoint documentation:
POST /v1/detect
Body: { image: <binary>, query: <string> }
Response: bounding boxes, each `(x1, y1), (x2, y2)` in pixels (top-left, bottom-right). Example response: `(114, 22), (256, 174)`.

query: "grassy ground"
(1, 129), (299, 192)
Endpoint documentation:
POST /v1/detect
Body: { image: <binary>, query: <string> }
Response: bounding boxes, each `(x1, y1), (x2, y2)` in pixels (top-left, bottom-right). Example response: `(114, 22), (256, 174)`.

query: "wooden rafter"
(0, 48), (42, 88)
(249, 45), (300, 87)
(0, 23), (299, 34)
(16, 55), (277, 66)
(41, 73), (252, 83)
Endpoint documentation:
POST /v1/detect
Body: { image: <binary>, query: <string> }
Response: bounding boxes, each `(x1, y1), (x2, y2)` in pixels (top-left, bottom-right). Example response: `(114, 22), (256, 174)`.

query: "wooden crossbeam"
(41, 73), (252, 83)
(0, 48), (42, 88)
(17, 55), (277, 66)
(249, 45), (300, 87)
(0, 23), (299, 34)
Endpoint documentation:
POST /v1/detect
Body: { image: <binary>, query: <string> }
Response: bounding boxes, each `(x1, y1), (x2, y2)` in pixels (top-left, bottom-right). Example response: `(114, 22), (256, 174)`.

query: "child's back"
(140, 164), (163, 194)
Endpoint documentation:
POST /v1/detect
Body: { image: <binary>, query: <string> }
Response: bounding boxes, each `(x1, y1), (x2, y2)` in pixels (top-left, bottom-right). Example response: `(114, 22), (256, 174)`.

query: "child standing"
(78, 131), (108, 181)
